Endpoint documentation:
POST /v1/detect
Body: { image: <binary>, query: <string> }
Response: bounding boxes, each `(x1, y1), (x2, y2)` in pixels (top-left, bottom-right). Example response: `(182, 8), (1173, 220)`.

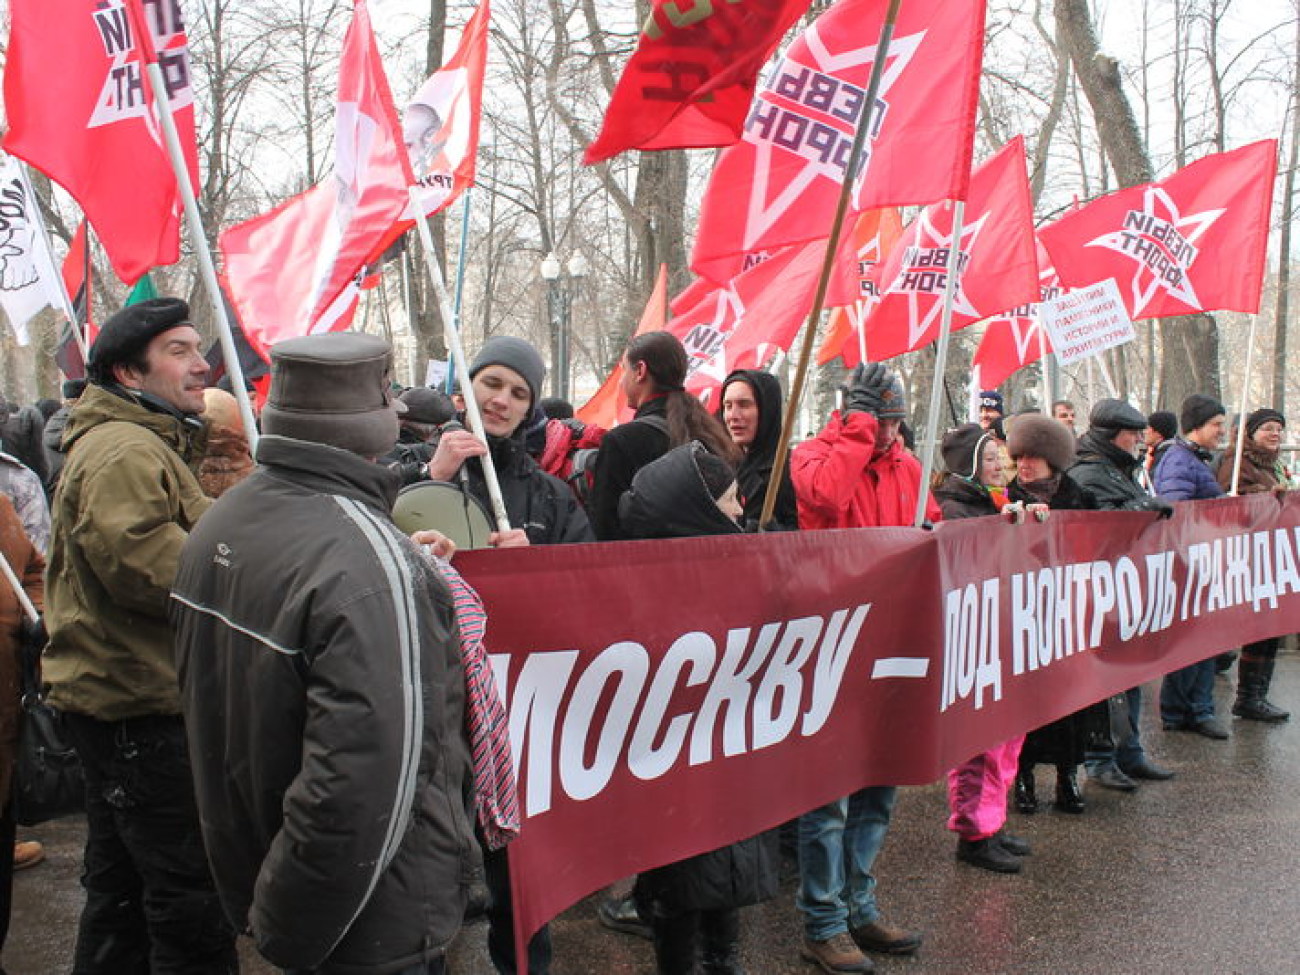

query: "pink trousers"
(946, 736), (1025, 841)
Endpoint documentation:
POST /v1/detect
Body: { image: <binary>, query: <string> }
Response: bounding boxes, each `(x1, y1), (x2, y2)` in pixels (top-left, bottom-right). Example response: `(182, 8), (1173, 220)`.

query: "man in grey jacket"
(171, 333), (475, 975)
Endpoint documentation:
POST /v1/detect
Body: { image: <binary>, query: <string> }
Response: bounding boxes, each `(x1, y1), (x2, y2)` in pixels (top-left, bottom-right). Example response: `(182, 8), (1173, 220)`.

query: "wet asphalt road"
(9, 655), (1300, 975)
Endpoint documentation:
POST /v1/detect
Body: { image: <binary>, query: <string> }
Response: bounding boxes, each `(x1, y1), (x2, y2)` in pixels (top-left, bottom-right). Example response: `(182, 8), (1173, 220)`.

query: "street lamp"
(539, 251), (588, 401)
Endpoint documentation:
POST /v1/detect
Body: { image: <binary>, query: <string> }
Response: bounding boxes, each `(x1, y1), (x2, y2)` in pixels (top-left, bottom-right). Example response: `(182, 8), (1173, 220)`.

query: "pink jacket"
(791, 411), (941, 530)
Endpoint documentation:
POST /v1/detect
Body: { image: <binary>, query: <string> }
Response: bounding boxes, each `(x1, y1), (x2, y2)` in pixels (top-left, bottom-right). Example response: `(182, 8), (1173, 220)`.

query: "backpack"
(567, 414), (668, 507)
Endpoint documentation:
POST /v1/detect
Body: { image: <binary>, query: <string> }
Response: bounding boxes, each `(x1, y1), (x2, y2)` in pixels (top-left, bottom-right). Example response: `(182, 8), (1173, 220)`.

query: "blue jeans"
(1085, 686), (1145, 774)
(1161, 660), (1217, 725)
(796, 786), (897, 941)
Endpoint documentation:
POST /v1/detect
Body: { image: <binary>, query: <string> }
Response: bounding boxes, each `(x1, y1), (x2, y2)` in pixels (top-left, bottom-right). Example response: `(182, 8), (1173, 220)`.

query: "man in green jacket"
(43, 298), (236, 974)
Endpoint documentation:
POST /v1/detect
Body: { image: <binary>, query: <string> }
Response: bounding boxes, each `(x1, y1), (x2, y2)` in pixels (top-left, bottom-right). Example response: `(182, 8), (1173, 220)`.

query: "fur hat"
(262, 332), (405, 457)
(469, 336), (546, 406)
(941, 423), (993, 480)
(1088, 398), (1147, 436)
(1180, 393), (1226, 434)
(1147, 410), (1178, 440)
(87, 298), (191, 385)
(1006, 413), (1076, 473)
(1246, 407), (1286, 438)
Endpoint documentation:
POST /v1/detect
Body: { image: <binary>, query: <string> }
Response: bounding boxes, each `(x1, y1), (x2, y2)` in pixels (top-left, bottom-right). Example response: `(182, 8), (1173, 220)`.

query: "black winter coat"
(619, 444), (780, 913)
(588, 397), (672, 540)
(436, 424), (594, 545)
(170, 435), (475, 973)
(1068, 432), (1158, 511)
(720, 370), (799, 531)
(382, 428), (437, 487)
(933, 474), (1000, 520)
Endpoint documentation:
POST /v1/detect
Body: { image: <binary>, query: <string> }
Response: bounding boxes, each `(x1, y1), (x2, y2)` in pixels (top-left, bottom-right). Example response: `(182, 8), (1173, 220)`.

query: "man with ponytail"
(588, 333), (738, 540)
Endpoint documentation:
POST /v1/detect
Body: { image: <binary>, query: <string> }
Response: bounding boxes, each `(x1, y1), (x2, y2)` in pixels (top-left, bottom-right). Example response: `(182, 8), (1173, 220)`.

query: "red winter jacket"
(791, 411), (941, 530)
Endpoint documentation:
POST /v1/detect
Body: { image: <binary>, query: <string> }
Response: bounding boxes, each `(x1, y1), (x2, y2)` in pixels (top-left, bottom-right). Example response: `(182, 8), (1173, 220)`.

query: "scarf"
(1018, 474), (1061, 504)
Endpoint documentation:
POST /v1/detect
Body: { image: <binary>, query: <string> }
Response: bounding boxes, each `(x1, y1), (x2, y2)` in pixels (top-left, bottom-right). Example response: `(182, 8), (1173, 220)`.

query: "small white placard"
(1038, 278), (1135, 366)
(425, 358), (450, 388)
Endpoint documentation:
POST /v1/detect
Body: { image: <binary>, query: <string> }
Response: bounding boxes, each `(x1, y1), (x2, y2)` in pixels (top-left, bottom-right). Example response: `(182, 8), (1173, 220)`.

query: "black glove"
(843, 362), (894, 417)
(1140, 497), (1175, 519)
(19, 614), (46, 651)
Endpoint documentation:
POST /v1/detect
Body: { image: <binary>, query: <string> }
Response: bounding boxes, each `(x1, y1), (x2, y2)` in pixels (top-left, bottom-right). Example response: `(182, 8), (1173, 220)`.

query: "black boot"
(699, 909), (745, 975)
(652, 911), (700, 975)
(1014, 769), (1038, 814)
(1054, 764), (1084, 814)
(1233, 658), (1291, 722)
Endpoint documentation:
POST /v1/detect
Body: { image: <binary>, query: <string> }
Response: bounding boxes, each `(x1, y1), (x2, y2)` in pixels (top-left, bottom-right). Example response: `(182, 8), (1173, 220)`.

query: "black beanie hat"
(978, 390), (1004, 414)
(1180, 393), (1226, 434)
(87, 297), (191, 385)
(1006, 413), (1077, 473)
(469, 336), (546, 407)
(1246, 408), (1286, 438)
(941, 423), (993, 480)
(1147, 410), (1178, 440)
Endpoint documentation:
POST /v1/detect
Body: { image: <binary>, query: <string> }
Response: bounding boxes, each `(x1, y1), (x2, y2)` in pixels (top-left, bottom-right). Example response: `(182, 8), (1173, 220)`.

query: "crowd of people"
(0, 295), (1294, 975)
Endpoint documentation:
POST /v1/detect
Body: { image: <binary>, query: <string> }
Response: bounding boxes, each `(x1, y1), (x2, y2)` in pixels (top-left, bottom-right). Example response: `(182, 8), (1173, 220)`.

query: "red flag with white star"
(816, 208), (905, 367)
(3, 0), (200, 284)
(970, 239), (1062, 388)
(691, 0), (985, 276)
(861, 136), (1039, 361)
(584, 0), (813, 164)
(1038, 140), (1277, 319)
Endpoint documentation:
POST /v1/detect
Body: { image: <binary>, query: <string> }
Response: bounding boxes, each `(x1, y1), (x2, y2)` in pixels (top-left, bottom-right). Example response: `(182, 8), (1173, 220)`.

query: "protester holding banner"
(619, 441), (777, 975)
(789, 362), (933, 974)
(1068, 400), (1176, 792)
(588, 332), (737, 541)
(717, 369), (799, 531)
(1216, 408), (1292, 723)
(934, 424), (1033, 874)
(425, 336), (592, 549)
(1154, 394), (1231, 740)
(1005, 414), (1106, 816)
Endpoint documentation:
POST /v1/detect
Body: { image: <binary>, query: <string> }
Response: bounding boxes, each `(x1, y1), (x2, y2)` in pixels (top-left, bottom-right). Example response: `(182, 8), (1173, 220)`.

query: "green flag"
(125, 272), (158, 305)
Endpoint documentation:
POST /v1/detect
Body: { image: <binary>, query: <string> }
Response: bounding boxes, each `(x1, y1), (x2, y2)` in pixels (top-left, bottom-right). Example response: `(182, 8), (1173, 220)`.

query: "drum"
(392, 480), (495, 551)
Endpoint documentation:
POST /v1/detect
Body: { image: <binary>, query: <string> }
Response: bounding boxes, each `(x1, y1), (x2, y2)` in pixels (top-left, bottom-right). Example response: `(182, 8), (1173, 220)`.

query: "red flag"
(1038, 140), (1277, 319)
(584, 0), (813, 164)
(56, 222), (97, 379)
(3, 0), (201, 284)
(577, 265), (669, 429)
(970, 241), (1063, 388)
(816, 208), (905, 366)
(220, 0), (415, 357)
(672, 237), (839, 404)
(399, 0), (489, 225)
(691, 0), (985, 275)
(861, 136), (1039, 361)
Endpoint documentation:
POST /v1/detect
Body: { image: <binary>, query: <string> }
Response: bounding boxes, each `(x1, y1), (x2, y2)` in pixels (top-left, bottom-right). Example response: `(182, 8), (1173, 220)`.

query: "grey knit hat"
(262, 332), (405, 457)
(1006, 413), (1077, 473)
(1088, 398), (1147, 435)
(469, 336), (546, 406)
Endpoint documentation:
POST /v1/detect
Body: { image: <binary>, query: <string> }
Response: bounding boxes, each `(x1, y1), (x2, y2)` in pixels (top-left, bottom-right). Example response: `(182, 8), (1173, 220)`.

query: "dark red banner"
(456, 493), (1300, 945)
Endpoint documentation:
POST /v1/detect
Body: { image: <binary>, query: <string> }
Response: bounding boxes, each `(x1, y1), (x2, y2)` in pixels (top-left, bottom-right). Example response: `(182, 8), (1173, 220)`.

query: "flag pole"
(130, 15), (258, 449)
(856, 307), (868, 365)
(1228, 312), (1261, 496)
(409, 187), (513, 533)
(15, 163), (89, 362)
(448, 188), (475, 396)
(912, 199), (965, 527)
(757, 0), (904, 530)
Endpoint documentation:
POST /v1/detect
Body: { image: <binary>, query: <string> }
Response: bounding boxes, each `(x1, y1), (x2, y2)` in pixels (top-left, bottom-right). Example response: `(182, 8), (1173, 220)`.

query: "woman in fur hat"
(1003, 415), (1107, 816)
(1215, 409), (1292, 722)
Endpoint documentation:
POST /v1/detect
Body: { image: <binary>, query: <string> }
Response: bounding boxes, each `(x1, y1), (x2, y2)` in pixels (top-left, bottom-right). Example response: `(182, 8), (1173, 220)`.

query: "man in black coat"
(1068, 399), (1175, 792)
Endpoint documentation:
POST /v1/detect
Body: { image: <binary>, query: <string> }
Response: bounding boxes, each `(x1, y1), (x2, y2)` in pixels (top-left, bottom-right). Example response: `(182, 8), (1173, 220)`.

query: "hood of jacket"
(63, 383), (204, 462)
(721, 369), (784, 470)
(1075, 429), (1140, 475)
(618, 442), (744, 540)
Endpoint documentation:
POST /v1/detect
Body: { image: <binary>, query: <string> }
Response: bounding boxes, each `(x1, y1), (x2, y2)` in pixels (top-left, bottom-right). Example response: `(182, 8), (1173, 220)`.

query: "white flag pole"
(14, 163), (89, 361)
(913, 199), (965, 527)
(133, 25), (258, 449)
(1228, 313), (1261, 496)
(1036, 317), (1051, 410)
(409, 187), (513, 533)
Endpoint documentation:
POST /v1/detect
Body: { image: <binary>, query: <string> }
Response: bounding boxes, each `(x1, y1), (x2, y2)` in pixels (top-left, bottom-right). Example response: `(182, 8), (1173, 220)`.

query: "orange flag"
(577, 265), (668, 428)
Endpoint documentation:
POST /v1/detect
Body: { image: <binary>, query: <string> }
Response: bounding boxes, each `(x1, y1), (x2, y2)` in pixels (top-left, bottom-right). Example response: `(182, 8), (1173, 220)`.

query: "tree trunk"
(1273, 2), (1300, 414)
(1055, 0), (1220, 405)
